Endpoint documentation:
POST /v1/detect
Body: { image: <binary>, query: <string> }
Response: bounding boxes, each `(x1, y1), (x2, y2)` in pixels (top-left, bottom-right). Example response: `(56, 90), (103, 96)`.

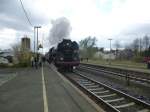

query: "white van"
(0, 57), (9, 64)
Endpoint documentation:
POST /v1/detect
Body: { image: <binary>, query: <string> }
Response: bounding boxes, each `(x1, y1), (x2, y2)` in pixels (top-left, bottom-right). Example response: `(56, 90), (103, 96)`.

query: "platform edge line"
(42, 65), (49, 112)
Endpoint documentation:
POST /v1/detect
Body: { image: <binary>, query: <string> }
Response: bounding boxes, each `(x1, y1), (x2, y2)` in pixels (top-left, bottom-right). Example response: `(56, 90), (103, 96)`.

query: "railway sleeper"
(82, 83), (95, 86)
(88, 87), (104, 91)
(76, 79), (89, 82)
(79, 81), (92, 84)
(70, 71), (150, 112)
(114, 102), (135, 109)
(98, 93), (116, 98)
(85, 85), (100, 88)
(93, 90), (110, 94)
(105, 97), (125, 103)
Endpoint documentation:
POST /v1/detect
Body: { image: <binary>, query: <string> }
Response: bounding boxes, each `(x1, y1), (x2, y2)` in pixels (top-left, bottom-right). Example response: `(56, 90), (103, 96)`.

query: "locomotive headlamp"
(73, 57), (77, 60)
(67, 43), (69, 46)
(60, 57), (64, 60)
(74, 50), (79, 53)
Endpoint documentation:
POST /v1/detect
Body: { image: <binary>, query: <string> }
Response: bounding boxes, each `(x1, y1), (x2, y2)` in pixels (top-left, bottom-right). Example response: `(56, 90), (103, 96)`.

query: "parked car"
(0, 57), (9, 64)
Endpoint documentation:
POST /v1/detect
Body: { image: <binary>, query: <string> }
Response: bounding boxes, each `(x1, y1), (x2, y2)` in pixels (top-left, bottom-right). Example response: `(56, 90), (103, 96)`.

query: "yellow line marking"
(42, 65), (49, 112)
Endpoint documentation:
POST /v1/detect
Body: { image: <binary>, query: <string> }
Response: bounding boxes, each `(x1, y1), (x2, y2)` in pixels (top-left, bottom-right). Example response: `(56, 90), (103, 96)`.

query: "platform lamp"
(34, 26), (41, 60)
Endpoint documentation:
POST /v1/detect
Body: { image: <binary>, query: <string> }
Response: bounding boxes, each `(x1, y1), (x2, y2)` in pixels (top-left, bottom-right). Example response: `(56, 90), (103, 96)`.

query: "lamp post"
(34, 26), (41, 63)
(34, 27), (36, 54)
(34, 26), (41, 52)
(108, 38), (112, 65)
(126, 33), (142, 54)
(42, 34), (44, 54)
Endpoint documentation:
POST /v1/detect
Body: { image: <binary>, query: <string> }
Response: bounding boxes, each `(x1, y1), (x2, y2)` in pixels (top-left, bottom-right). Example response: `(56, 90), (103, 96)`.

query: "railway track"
(79, 63), (150, 85)
(65, 71), (150, 112)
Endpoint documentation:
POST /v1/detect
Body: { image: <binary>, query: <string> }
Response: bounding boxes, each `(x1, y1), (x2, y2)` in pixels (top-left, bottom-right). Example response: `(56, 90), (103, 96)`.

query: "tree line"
(79, 35), (150, 62)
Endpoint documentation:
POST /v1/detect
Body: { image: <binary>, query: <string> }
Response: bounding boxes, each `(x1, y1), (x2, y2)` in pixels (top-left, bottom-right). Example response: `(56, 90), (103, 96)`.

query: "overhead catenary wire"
(19, 0), (33, 27)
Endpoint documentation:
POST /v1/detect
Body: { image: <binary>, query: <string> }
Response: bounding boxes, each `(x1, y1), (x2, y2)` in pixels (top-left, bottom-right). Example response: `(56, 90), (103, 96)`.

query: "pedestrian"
(34, 57), (38, 69)
(31, 56), (34, 67)
(39, 56), (42, 67)
(42, 56), (46, 63)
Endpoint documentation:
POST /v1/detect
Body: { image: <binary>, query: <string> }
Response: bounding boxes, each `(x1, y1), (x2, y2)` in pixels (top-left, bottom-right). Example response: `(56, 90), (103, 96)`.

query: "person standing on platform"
(34, 57), (38, 69)
(31, 56), (34, 67)
(39, 56), (42, 67)
(42, 56), (46, 63)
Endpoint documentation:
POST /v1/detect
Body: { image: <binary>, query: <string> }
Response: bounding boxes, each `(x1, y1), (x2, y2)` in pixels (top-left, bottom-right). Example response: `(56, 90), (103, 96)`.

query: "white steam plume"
(49, 17), (72, 46)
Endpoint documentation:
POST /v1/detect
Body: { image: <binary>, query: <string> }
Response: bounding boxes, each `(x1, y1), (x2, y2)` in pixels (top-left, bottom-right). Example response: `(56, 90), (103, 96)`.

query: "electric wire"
(19, 0), (33, 27)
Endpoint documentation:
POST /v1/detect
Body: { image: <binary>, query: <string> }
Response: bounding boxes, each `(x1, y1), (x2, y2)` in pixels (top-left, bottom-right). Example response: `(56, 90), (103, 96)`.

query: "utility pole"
(139, 38), (142, 54)
(34, 26), (41, 62)
(34, 27), (36, 54)
(34, 26), (41, 52)
(42, 34), (44, 54)
(37, 27), (38, 51)
(108, 38), (112, 65)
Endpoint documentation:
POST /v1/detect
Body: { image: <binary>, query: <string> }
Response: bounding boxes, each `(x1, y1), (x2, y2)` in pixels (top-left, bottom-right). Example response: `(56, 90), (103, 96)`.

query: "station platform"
(0, 64), (104, 112)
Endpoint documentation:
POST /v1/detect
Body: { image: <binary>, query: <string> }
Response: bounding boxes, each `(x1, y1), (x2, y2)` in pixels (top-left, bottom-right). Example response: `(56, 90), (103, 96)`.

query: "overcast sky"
(1, 0), (150, 51)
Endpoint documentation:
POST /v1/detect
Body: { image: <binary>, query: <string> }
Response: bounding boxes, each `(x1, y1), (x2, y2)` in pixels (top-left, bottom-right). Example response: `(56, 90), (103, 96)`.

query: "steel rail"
(79, 64), (150, 84)
(80, 63), (150, 80)
(65, 71), (150, 112)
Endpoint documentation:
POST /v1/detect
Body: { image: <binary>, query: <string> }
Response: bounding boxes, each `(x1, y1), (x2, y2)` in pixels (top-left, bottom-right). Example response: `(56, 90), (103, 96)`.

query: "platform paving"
(0, 64), (103, 112)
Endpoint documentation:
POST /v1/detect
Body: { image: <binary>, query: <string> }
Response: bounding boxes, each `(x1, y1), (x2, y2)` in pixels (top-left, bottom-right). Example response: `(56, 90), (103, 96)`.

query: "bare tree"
(142, 35), (150, 50)
(11, 43), (31, 65)
(113, 40), (121, 58)
(139, 38), (142, 53)
(79, 36), (97, 58)
(114, 40), (121, 50)
(124, 43), (131, 50)
(12, 43), (21, 57)
(131, 38), (140, 55)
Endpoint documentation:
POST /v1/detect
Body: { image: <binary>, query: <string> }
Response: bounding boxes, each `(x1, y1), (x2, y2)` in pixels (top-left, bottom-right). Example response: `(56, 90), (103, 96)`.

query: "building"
(94, 51), (116, 60)
(21, 36), (30, 51)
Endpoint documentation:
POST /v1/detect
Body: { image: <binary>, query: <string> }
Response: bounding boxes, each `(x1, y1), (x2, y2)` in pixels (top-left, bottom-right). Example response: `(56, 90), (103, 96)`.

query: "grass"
(82, 59), (150, 73)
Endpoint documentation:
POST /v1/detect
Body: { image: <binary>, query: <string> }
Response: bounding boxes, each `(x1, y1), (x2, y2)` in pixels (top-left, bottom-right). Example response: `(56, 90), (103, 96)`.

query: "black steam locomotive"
(46, 39), (80, 71)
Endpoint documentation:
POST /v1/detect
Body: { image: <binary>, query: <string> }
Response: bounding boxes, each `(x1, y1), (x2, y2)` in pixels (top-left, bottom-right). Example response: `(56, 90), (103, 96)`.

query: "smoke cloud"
(49, 17), (71, 46)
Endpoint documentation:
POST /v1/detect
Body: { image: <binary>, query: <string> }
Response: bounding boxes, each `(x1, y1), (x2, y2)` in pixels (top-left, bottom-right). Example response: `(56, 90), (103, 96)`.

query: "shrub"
(15, 51), (32, 67)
